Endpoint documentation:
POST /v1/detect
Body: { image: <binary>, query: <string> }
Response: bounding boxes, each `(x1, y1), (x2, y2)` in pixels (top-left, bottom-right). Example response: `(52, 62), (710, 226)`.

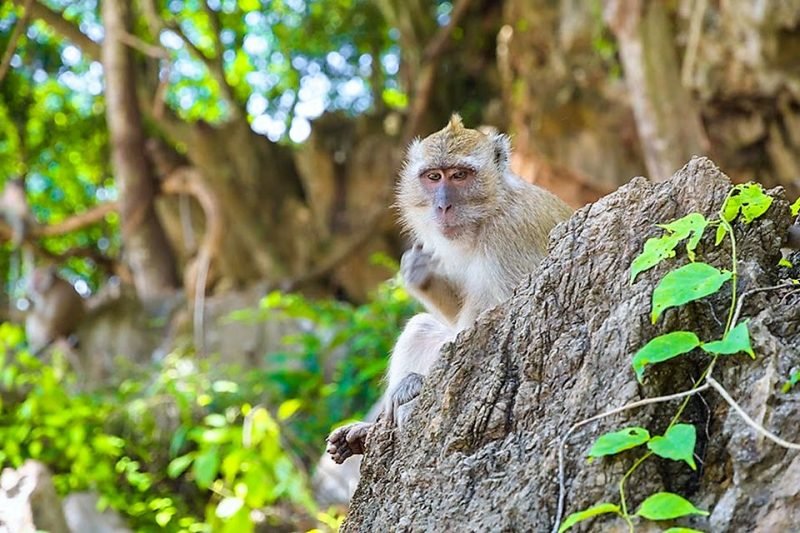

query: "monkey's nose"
(437, 203), (452, 214)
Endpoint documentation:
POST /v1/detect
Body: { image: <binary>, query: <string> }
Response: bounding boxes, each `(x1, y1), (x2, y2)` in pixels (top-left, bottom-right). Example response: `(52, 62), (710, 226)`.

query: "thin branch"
(0, 0), (34, 84)
(202, 0), (224, 60)
(0, 202), (118, 242)
(402, 0), (473, 141)
(731, 282), (796, 328)
(13, 0), (101, 59)
(707, 376), (800, 450)
(161, 166), (223, 356)
(422, 0), (473, 60)
(166, 18), (239, 113)
(552, 383), (710, 533)
(37, 202), (118, 237)
(118, 31), (169, 59)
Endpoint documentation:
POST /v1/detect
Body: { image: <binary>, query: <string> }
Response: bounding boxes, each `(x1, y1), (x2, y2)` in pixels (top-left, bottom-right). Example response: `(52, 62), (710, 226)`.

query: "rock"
(62, 492), (131, 533)
(342, 157), (799, 531)
(0, 460), (69, 533)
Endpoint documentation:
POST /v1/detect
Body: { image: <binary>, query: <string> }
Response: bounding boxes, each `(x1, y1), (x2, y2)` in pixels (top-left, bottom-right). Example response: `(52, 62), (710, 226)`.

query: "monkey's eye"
(425, 171), (442, 181)
(452, 169), (469, 180)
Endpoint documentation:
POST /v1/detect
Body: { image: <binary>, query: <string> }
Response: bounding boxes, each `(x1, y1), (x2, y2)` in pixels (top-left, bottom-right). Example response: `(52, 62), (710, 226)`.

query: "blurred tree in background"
(0, 0), (798, 530)
(1, 0), (798, 303)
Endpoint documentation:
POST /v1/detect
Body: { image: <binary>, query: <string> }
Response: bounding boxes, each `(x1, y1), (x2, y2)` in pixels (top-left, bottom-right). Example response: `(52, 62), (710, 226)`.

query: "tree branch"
(0, 201), (118, 242)
(139, 0), (239, 114)
(0, 0), (35, 85)
(402, 0), (473, 140)
(12, 0), (101, 60)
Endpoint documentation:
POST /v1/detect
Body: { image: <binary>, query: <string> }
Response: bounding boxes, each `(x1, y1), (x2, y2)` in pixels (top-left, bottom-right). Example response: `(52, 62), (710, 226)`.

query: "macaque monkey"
(25, 266), (86, 355)
(327, 114), (573, 463)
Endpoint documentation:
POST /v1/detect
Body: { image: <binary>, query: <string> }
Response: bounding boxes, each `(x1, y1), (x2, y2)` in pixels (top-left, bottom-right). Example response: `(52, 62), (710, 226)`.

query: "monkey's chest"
(451, 260), (510, 327)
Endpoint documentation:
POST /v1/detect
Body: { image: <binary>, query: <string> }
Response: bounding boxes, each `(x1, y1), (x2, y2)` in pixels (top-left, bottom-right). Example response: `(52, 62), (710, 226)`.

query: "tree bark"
(342, 157), (797, 532)
(101, 0), (179, 299)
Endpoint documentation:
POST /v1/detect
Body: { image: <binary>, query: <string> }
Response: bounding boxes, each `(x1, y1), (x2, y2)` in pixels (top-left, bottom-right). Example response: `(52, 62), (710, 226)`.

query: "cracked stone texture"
(342, 157), (800, 532)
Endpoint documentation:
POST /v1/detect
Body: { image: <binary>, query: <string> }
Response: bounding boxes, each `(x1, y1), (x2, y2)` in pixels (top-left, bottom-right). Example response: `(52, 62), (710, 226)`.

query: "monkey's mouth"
(439, 223), (466, 239)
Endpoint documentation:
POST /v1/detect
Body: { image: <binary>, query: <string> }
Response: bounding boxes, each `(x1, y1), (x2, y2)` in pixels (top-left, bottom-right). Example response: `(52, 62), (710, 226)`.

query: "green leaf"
(663, 528), (706, 533)
(792, 197), (800, 217)
(781, 370), (800, 393)
(721, 183), (773, 223)
(630, 235), (680, 283)
(715, 223), (727, 245)
(588, 427), (651, 458)
(630, 214), (709, 283)
(701, 321), (755, 358)
(657, 213), (709, 261)
(635, 492), (709, 520)
(558, 502), (621, 532)
(632, 332), (701, 381)
(779, 257), (793, 268)
(647, 424), (697, 470)
(277, 399), (302, 421)
(193, 447), (220, 488)
(651, 263), (732, 323)
(167, 454), (194, 479)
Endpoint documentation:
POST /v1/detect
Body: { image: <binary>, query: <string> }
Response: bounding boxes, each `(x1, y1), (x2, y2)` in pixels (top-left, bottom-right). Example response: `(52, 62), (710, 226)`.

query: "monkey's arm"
(409, 276), (462, 325)
(400, 245), (463, 325)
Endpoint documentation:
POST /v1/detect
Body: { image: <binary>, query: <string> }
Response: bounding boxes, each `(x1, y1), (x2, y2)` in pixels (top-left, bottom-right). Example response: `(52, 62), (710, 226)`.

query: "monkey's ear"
(489, 132), (511, 171)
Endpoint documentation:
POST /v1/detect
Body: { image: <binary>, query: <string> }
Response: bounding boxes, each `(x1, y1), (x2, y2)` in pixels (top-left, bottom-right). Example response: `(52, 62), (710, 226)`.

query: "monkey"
(25, 266), (86, 356)
(326, 114), (573, 464)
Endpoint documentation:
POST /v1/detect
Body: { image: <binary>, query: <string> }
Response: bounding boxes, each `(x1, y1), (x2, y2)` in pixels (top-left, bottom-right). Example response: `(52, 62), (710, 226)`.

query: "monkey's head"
(398, 114), (511, 243)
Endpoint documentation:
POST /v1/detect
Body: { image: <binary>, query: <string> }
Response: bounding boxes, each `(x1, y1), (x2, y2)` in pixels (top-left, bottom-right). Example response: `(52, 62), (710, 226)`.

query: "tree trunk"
(342, 157), (798, 532)
(101, 0), (178, 299)
(500, 0), (643, 205)
(605, 0), (709, 181)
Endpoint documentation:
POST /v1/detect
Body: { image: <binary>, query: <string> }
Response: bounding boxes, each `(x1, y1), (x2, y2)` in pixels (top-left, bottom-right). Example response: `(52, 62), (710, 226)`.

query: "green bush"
(0, 276), (415, 531)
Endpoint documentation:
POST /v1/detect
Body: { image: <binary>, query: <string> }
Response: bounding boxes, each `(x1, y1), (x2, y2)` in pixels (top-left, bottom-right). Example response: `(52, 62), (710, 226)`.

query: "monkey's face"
(417, 166), (479, 239)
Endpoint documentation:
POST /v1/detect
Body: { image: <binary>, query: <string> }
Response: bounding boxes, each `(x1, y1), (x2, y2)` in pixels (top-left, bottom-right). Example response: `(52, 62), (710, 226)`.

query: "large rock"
(342, 157), (798, 531)
(63, 492), (131, 533)
(0, 461), (69, 533)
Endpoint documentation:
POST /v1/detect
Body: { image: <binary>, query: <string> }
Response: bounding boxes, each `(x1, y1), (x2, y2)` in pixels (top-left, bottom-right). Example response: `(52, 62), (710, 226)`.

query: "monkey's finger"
(326, 441), (341, 455)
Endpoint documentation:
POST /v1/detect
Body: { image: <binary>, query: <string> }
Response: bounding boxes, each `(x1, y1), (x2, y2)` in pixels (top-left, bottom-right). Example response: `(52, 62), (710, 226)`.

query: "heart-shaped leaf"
(588, 427), (650, 458)
(632, 332), (701, 382)
(635, 492), (709, 520)
(651, 263), (731, 323)
(647, 424), (697, 470)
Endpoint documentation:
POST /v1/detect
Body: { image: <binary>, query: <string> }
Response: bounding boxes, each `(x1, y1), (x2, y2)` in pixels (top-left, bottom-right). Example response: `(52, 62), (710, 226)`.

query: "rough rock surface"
(343, 157), (799, 532)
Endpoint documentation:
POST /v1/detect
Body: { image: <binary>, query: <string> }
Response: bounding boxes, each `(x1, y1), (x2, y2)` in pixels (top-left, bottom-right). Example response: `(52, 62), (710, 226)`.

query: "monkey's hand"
(385, 372), (425, 428)
(400, 244), (437, 290)
(401, 245), (462, 324)
(326, 421), (372, 464)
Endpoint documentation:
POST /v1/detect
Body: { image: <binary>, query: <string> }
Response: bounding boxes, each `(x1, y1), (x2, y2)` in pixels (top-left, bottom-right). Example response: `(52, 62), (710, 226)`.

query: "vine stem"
(618, 451), (652, 529)
(730, 282), (796, 329)
(552, 384), (710, 533)
(720, 218), (737, 332)
(706, 376), (800, 450)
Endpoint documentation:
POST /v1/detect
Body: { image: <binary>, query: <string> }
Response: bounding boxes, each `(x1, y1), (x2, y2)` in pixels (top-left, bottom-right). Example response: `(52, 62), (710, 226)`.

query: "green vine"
(559, 183), (777, 532)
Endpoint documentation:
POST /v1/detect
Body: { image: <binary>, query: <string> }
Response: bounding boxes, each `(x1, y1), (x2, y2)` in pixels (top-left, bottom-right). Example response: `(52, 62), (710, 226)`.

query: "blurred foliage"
(226, 273), (418, 462)
(0, 0), (415, 291)
(1, 276), (415, 530)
